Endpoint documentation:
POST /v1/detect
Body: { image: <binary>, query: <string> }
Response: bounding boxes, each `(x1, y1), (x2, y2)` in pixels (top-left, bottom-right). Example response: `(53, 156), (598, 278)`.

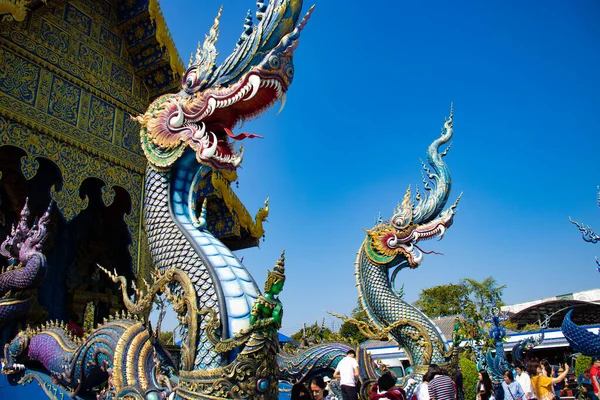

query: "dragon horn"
(279, 5), (315, 54)
(191, 6), (222, 85)
(234, 10), (254, 50)
(17, 198), (31, 232)
(36, 200), (54, 228)
(195, 6), (222, 65)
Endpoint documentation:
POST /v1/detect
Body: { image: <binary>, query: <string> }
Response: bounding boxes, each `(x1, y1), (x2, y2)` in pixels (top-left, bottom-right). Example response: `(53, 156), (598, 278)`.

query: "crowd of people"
(289, 355), (600, 400)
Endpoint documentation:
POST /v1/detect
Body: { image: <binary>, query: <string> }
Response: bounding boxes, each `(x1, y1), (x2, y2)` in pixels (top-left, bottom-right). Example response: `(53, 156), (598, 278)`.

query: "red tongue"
(223, 127), (263, 140)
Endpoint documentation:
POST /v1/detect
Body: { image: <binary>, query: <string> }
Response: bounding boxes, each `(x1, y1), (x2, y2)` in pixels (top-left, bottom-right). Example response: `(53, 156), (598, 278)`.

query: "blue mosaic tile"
(110, 62), (133, 91)
(48, 75), (81, 126)
(122, 112), (141, 154)
(64, 3), (91, 36)
(0, 47), (40, 105)
(40, 19), (70, 53)
(78, 43), (103, 76)
(99, 25), (121, 55)
(88, 95), (115, 140)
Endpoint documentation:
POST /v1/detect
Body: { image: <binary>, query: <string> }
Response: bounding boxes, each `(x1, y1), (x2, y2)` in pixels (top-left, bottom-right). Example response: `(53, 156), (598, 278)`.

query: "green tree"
(290, 321), (333, 343)
(413, 283), (470, 317)
(460, 355), (478, 400)
(160, 331), (174, 345)
(575, 355), (592, 378)
(460, 277), (505, 310)
(414, 277), (506, 349)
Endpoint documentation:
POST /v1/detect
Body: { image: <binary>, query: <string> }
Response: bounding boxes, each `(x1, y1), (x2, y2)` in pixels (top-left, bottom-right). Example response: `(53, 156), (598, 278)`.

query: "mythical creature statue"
(1, 1), (313, 399)
(562, 309), (600, 356)
(0, 199), (52, 347)
(482, 301), (511, 400)
(511, 331), (544, 366)
(570, 186), (600, 270)
(562, 188), (600, 357)
(2, 313), (178, 400)
(278, 342), (352, 383)
(335, 108), (460, 394)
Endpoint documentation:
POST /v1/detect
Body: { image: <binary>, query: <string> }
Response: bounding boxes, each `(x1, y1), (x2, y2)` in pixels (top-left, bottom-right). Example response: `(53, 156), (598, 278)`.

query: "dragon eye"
(268, 55), (280, 69)
(185, 71), (197, 88)
(285, 65), (294, 79)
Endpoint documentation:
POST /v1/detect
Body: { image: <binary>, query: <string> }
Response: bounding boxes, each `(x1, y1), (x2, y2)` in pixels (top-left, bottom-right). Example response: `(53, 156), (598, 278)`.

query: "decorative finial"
(191, 6), (222, 86)
(273, 250), (285, 277)
(236, 10), (254, 48)
(16, 198), (31, 235)
(256, 0), (267, 21)
(391, 185), (413, 229)
(444, 103), (454, 134)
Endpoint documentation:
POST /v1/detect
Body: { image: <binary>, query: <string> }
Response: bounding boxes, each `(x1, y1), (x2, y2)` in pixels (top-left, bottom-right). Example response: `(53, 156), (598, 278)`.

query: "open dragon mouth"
(167, 71), (286, 170)
(366, 210), (455, 268)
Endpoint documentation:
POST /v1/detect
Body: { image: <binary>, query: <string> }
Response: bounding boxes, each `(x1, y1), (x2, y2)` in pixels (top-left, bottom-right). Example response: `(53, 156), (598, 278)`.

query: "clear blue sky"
(159, 0), (600, 336)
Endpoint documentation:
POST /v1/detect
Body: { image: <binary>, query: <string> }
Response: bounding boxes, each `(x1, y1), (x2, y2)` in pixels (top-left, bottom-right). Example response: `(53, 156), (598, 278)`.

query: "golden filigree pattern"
(40, 18), (70, 53)
(77, 43), (102, 76)
(0, 18), (147, 115)
(328, 311), (434, 364)
(48, 75), (81, 126)
(0, 46), (40, 105)
(98, 25), (121, 56)
(0, 117), (150, 280)
(211, 171), (269, 241)
(147, 0), (184, 77)
(17, 372), (67, 400)
(99, 265), (200, 372)
(88, 95), (115, 141)
(64, 2), (91, 36)
(0, 89), (145, 173)
(0, 0), (178, 291)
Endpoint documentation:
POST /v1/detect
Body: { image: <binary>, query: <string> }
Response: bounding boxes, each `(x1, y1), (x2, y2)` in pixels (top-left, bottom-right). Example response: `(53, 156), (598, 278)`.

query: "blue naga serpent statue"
(563, 189), (600, 356)
(328, 109), (462, 394)
(1, 1), (315, 399)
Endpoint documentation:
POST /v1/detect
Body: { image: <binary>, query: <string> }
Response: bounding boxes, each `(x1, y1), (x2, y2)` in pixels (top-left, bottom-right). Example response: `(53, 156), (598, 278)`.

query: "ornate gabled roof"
(117, 0), (184, 99)
(0, 0), (184, 99)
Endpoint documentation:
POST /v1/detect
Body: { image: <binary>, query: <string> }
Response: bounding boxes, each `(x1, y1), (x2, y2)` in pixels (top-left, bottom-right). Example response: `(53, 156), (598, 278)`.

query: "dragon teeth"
(244, 75), (261, 101)
(193, 122), (206, 139)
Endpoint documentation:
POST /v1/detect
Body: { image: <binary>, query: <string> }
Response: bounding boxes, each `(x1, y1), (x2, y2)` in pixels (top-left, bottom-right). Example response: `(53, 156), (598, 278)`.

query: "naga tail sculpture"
(278, 342), (352, 383)
(0, 199), (52, 346)
(1, 1), (313, 399)
(562, 309), (600, 356)
(563, 188), (600, 356)
(353, 107), (461, 386)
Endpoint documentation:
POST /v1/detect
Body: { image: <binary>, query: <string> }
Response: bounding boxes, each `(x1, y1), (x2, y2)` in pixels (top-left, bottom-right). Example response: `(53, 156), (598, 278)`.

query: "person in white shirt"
(334, 349), (359, 400)
(515, 362), (535, 400)
(414, 371), (434, 400)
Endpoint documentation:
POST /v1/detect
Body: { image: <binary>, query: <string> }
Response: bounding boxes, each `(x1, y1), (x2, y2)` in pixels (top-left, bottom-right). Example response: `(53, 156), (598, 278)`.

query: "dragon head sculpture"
(0, 200), (52, 264)
(136, 0), (313, 171)
(364, 110), (461, 269)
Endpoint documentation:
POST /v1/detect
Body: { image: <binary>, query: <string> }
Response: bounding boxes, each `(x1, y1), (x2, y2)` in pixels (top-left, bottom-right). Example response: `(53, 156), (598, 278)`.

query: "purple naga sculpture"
(0, 199), (52, 346)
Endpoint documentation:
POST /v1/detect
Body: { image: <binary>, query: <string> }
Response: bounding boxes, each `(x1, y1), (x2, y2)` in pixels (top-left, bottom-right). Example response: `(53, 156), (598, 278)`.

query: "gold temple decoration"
(99, 264), (200, 372)
(0, 0), (37, 22)
(211, 171), (269, 240)
(148, 0), (185, 78)
(328, 310), (434, 365)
